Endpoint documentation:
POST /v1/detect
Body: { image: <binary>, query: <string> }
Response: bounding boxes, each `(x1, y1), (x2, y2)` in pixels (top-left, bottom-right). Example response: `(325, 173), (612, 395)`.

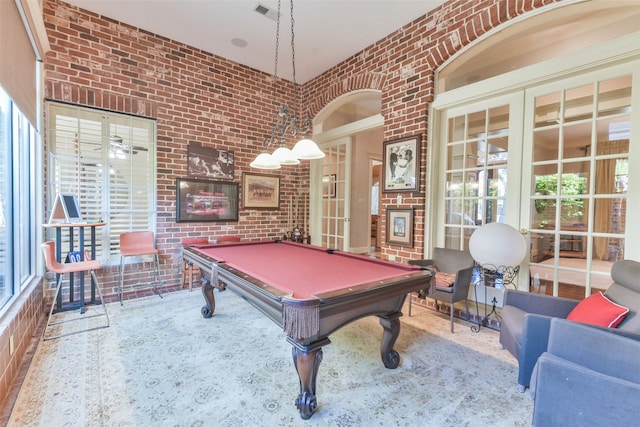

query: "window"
(0, 87), (37, 311)
(47, 103), (157, 263)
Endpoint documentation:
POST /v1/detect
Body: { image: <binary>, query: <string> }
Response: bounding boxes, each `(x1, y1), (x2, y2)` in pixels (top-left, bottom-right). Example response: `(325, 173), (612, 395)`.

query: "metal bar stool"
(119, 231), (162, 305)
(181, 237), (209, 291)
(41, 241), (109, 340)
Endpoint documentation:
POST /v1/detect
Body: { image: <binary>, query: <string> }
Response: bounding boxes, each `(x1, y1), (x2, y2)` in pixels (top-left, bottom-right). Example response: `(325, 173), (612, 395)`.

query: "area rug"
(8, 289), (533, 426)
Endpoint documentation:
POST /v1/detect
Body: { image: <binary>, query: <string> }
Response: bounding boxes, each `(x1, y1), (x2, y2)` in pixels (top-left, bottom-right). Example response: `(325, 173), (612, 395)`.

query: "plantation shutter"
(47, 103), (156, 263)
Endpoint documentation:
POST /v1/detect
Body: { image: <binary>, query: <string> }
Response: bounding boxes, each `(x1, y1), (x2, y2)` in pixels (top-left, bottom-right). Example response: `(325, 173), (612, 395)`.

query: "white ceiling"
(64, 0), (446, 84)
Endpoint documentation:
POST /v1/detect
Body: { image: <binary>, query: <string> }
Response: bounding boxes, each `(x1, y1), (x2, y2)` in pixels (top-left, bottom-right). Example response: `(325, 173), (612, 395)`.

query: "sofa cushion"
(567, 292), (629, 328)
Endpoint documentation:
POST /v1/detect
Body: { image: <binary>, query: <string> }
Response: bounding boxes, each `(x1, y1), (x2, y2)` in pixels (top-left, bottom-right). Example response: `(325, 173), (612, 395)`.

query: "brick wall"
(42, 0), (564, 291)
(0, 279), (43, 419)
(42, 0), (312, 295)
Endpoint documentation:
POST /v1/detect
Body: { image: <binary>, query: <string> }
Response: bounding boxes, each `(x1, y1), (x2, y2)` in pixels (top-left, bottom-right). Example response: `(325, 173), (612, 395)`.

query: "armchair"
(500, 259), (640, 391)
(531, 317), (640, 426)
(409, 247), (475, 333)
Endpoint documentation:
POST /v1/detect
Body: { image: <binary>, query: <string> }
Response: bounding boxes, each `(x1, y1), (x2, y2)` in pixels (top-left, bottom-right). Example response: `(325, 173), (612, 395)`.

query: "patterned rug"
(8, 289), (533, 426)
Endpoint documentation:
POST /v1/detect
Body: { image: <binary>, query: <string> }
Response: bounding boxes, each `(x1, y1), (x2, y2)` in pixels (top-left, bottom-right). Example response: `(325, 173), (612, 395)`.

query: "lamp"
(469, 222), (527, 269)
(468, 222), (527, 330)
(250, 0), (324, 170)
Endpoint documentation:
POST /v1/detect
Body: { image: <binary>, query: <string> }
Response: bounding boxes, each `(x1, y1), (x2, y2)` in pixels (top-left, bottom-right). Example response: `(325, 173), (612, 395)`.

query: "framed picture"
(322, 174), (336, 198)
(382, 135), (421, 193)
(187, 141), (234, 180)
(176, 178), (239, 222)
(242, 173), (280, 209)
(386, 207), (414, 247)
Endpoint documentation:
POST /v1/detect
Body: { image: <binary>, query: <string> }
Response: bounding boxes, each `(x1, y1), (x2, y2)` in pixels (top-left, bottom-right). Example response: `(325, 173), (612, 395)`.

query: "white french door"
(434, 94), (524, 305)
(522, 63), (638, 298)
(315, 137), (351, 251)
(435, 94), (524, 249)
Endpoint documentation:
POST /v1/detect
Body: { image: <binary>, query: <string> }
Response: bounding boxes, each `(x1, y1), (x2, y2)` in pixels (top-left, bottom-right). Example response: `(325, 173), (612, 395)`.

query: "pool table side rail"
(183, 245), (434, 342)
(312, 270), (431, 302)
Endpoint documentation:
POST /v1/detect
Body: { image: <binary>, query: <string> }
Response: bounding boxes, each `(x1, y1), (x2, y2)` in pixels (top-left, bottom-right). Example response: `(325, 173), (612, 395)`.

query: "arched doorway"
(310, 90), (383, 252)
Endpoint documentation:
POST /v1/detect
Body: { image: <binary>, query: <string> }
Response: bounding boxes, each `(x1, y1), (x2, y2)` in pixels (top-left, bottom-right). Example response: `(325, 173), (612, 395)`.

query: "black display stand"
(471, 263), (520, 332)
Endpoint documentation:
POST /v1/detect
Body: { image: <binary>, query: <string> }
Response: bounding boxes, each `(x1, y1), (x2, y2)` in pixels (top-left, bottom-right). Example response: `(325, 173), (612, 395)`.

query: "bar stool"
(41, 241), (109, 340)
(119, 231), (162, 305)
(181, 237), (209, 291)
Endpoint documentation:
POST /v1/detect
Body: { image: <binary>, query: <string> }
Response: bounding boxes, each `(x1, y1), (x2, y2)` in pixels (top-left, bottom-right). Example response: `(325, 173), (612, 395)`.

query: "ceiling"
(64, 0), (446, 84)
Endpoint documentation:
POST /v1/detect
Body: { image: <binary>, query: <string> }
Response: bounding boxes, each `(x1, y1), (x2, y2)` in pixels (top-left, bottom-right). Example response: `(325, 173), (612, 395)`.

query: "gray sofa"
(499, 259), (640, 391)
(531, 317), (640, 426)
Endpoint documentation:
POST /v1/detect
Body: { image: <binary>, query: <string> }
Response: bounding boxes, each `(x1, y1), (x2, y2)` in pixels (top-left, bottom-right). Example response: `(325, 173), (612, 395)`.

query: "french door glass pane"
(533, 128), (559, 162)
(564, 84), (593, 122)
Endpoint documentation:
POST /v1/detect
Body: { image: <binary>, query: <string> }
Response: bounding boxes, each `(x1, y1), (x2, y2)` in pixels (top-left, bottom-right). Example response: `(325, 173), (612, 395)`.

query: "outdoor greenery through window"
(47, 103), (157, 263)
(534, 173), (587, 228)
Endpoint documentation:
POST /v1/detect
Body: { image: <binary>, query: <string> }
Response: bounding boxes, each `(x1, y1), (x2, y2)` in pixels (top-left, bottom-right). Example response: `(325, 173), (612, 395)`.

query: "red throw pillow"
(567, 291), (629, 328)
(435, 272), (456, 287)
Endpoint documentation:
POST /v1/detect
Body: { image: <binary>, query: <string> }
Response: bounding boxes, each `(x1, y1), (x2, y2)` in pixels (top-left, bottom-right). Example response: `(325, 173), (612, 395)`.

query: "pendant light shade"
(292, 138), (325, 160)
(271, 146), (301, 165)
(249, 152), (281, 169)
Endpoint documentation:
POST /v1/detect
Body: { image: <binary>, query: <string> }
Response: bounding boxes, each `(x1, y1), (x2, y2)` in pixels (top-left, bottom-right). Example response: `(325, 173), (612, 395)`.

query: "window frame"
(46, 102), (158, 265)
(0, 87), (38, 313)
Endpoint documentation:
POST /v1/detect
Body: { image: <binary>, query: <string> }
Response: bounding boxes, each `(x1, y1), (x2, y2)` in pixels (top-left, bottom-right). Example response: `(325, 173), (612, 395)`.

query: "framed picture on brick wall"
(386, 207), (414, 247)
(187, 141), (234, 180)
(382, 135), (420, 193)
(242, 173), (280, 209)
(176, 178), (239, 222)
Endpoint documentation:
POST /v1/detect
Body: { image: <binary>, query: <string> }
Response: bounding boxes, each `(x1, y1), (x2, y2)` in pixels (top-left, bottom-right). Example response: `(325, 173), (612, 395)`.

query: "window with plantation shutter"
(47, 103), (156, 264)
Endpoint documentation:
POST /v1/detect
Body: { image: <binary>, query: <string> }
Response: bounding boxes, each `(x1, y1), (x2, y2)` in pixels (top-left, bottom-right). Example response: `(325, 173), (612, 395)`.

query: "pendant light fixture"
(250, 0), (325, 170)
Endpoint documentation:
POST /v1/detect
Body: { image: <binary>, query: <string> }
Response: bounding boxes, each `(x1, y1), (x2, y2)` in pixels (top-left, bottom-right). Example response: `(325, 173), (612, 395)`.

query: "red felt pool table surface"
(189, 240), (420, 299)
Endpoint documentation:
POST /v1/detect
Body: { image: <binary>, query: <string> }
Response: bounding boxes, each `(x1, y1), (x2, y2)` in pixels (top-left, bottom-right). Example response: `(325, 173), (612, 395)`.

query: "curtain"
(0, 0), (50, 129)
(591, 140), (628, 260)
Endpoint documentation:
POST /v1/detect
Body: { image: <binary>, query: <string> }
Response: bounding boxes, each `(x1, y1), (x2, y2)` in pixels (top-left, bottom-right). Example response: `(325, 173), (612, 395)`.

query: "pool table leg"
(200, 279), (216, 318)
(290, 338), (329, 420)
(379, 312), (402, 369)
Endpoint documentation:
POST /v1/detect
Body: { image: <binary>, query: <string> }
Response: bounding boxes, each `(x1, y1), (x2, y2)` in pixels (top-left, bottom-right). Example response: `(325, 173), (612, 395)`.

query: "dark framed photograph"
(187, 141), (234, 180)
(322, 174), (336, 198)
(386, 207), (414, 247)
(242, 173), (280, 209)
(176, 178), (239, 222)
(382, 135), (420, 192)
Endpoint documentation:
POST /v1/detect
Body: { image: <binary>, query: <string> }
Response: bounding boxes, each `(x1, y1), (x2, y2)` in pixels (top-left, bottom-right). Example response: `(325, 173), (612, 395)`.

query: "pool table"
(182, 239), (432, 419)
